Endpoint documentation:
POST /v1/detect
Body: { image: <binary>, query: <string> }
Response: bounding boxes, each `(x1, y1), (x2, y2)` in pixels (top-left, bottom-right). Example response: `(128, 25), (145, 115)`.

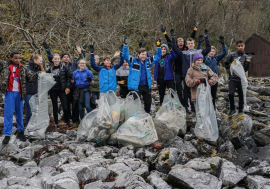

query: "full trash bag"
(116, 111), (158, 147)
(230, 56), (253, 111)
(77, 91), (122, 145)
(154, 89), (186, 146)
(124, 91), (144, 121)
(194, 82), (219, 141)
(25, 72), (56, 139)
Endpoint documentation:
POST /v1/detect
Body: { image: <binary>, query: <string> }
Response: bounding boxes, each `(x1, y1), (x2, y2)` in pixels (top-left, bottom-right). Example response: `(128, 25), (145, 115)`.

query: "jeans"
(78, 90), (92, 120)
(91, 91), (100, 109)
(24, 94), (33, 126)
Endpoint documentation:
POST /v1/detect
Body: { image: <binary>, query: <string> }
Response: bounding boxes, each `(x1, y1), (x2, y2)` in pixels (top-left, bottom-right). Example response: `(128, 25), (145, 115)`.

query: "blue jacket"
(122, 46), (161, 91)
(172, 36), (211, 77)
(90, 54), (124, 93)
(203, 44), (227, 75)
(154, 50), (177, 81)
(73, 68), (94, 88)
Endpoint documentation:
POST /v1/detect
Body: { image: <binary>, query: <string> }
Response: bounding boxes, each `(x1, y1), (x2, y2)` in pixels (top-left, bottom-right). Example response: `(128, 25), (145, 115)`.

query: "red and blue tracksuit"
(4, 63), (24, 136)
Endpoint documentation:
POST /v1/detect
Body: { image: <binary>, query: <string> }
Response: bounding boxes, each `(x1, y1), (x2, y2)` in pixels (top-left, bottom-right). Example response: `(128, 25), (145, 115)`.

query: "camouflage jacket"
(0, 63), (39, 99)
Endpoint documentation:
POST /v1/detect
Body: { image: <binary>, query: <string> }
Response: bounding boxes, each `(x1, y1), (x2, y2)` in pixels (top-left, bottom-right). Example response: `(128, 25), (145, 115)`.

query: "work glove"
(156, 39), (161, 47)
(139, 42), (144, 48)
(218, 36), (225, 44)
(194, 20), (199, 30)
(89, 45), (94, 54)
(170, 29), (176, 38)
(87, 76), (92, 82)
(123, 36), (128, 46)
(42, 42), (50, 50)
(203, 29), (209, 38)
(119, 80), (125, 85)
(65, 88), (70, 94)
(198, 35), (204, 43)
(0, 37), (3, 45)
(198, 78), (207, 86)
(160, 25), (167, 35)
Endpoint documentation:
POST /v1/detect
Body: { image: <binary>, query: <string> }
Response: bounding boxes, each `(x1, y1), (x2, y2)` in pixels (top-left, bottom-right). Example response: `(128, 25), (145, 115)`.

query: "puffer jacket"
(224, 51), (250, 81)
(25, 61), (42, 95)
(0, 62), (39, 99)
(46, 63), (71, 91)
(185, 63), (218, 102)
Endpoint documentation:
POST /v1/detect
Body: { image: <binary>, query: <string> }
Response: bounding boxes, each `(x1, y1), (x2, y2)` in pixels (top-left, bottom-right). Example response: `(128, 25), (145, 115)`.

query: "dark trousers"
(91, 91), (100, 109)
(157, 79), (175, 105)
(183, 77), (195, 111)
(211, 83), (218, 109)
(67, 88), (79, 123)
(228, 80), (243, 111)
(120, 86), (129, 98)
(134, 85), (152, 113)
(50, 90), (69, 124)
(175, 73), (184, 106)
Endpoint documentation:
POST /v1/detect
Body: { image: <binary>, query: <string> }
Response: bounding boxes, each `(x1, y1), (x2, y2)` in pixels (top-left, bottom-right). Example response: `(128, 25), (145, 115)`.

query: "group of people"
(0, 21), (251, 144)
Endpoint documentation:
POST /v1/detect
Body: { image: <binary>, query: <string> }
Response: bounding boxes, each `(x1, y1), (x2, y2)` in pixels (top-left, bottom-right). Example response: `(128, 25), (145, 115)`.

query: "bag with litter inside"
(194, 82), (219, 141)
(154, 89), (186, 146)
(116, 111), (158, 147)
(25, 72), (56, 139)
(77, 91), (122, 145)
(230, 56), (253, 112)
(124, 91), (144, 120)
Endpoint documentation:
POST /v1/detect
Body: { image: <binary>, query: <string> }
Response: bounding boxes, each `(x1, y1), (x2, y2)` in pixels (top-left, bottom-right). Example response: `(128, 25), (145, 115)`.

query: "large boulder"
(219, 160), (247, 187)
(168, 165), (222, 189)
(147, 171), (171, 189)
(246, 175), (270, 189)
(219, 114), (253, 149)
(247, 161), (270, 177)
(253, 127), (270, 146)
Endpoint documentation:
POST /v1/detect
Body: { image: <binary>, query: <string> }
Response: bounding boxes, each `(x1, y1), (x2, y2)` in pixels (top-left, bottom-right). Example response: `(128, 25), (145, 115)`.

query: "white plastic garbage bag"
(25, 72), (56, 139)
(78, 91), (122, 145)
(230, 56), (253, 112)
(116, 111), (158, 147)
(154, 89), (186, 146)
(195, 82), (219, 141)
(124, 91), (144, 120)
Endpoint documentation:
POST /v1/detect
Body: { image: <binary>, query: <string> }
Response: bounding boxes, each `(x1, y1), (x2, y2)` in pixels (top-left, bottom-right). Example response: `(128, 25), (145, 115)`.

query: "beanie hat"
(60, 53), (70, 59)
(161, 44), (169, 54)
(193, 53), (204, 62)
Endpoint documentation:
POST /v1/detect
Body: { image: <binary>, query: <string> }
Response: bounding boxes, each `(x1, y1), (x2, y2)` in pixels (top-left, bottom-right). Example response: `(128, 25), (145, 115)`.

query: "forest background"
(0, 0), (269, 64)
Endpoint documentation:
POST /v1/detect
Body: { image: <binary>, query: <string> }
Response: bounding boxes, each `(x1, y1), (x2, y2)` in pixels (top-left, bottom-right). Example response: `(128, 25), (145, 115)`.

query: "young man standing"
(172, 29), (211, 113)
(225, 40), (251, 116)
(122, 37), (161, 113)
(0, 52), (40, 144)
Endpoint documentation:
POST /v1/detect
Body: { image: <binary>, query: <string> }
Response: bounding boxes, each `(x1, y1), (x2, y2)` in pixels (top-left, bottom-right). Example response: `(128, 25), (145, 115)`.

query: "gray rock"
(250, 110), (268, 117)
(66, 130), (77, 138)
(184, 133), (196, 141)
(185, 157), (222, 176)
(74, 146), (86, 159)
(155, 148), (189, 174)
(148, 171), (172, 189)
(247, 161), (270, 177)
(247, 90), (260, 97)
(7, 176), (42, 189)
(168, 165), (222, 189)
(118, 145), (135, 158)
(169, 136), (198, 157)
(0, 178), (7, 188)
(46, 132), (66, 143)
(253, 127), (270, 146)
(246, 175), (270, 189)
(219, 160), (247, 187)
(115, 173), (154, 189)
(0, 136), (19, 156)
(10, 146), (35, 162)
(258, 145), (270, 163)
(39, 154), (67, 168)
(43, 171), (80, 189)
(135, 147), (145, 159)
(190, 139), (216, 155)
(246, 97), (262, 103)
(84, 180), (116, 189)
(37, 167), (59, 178)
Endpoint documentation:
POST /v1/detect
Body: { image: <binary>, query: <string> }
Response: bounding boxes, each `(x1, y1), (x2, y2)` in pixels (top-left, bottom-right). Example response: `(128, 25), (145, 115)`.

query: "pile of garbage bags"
(154, 89), (186, 146)
(194, 82), (219, 141)
(77, 91), (122, 145)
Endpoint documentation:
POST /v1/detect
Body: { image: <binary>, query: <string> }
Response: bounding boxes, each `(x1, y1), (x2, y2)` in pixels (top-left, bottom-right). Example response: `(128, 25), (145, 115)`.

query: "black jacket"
(46, 63), (71, 91)
(25, 62), (40, 95)
(224, 51), (250, 81)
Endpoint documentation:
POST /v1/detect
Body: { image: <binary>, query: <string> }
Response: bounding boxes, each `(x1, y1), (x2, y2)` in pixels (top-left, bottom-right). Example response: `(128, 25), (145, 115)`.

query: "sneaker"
(55, 124), (61, 131)
(64, 123), (72, 130)
(228, 109), (236, 117)
(17, 131), (26, 142)
(238, 110), (243, 114)
(2, 136), (10, 144)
